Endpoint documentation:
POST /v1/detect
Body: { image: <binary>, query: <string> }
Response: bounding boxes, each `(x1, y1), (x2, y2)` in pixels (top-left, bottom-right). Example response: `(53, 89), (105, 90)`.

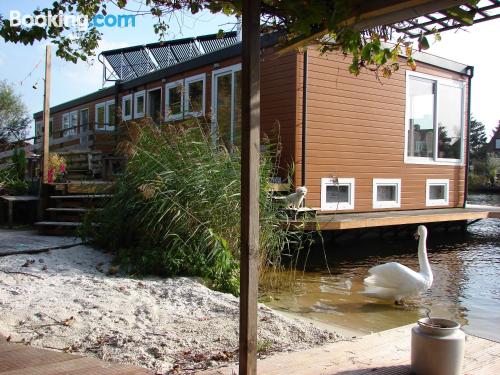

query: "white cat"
(284, 186), (307, 209)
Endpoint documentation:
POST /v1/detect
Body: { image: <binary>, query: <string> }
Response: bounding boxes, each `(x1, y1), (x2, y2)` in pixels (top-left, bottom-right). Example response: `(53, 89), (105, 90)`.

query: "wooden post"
(239, 1), (260, 374)
(42, 45), (52, 183)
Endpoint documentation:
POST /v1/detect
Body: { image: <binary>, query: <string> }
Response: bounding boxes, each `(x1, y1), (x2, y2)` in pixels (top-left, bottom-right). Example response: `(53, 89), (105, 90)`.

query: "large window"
(321, 178), (355, 210)
(185, 74), (205, 117)
(373, 178), (401, 209)
(122, 94), (132, 121)
(166, 80), (183, 120)
(165, 74), (206, 121)
(62, 111), (78, 136)
(95, 100), (115, 131)
(134, 90), (145, 119)
(406, 72), (465, 164)
(212, 64), (242, 147)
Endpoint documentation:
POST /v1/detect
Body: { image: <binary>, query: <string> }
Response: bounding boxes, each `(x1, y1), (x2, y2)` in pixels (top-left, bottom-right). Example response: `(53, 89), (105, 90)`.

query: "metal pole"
(239, 1), (260, 374)
(42, 45), (52, 183)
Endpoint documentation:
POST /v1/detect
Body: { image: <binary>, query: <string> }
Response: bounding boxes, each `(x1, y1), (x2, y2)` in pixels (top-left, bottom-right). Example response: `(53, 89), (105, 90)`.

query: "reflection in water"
(265, 194), (500, 341)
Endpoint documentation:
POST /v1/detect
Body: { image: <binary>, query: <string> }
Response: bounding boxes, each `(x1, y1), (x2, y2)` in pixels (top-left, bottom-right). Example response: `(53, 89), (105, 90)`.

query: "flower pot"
(411, 317), (465, 375)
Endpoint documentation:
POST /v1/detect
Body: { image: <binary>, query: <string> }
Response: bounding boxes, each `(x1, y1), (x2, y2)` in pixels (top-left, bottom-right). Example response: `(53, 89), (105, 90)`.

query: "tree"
(0, 1), (480, 76)
(469, 117), (488, 161)
(0, 80), (31, 144)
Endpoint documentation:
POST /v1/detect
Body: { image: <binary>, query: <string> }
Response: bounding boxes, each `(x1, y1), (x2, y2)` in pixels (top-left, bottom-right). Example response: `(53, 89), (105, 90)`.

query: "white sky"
(0, 1), (498, 138)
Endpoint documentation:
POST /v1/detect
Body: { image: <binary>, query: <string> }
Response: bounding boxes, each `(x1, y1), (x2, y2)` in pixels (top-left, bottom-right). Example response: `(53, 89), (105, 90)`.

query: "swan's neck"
(418, 233), (432, 277)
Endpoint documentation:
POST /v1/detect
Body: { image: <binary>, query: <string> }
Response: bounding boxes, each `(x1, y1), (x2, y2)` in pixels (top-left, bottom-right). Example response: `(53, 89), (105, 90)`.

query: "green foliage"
(0, 80), (31, 143)
(83, 120), (301, 295)
(469, 117), (488, 162)
(0, 1), (481, 76)
(0, 166), (28, 195)
(11, 148), (27, 181)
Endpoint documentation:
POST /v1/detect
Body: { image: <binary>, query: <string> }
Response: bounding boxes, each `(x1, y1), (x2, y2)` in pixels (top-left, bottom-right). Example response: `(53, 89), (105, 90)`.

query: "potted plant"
(47, 153), (67, 183)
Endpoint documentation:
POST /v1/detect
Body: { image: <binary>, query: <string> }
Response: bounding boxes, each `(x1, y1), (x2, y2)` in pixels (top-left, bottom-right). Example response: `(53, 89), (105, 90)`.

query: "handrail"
(0, 121), (124, 162)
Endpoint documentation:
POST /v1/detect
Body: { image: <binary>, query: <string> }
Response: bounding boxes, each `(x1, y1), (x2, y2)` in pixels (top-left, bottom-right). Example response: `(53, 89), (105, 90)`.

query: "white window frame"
(165, 80), (184, 121)
(122, 94), (133, 121)
(373, 178), (401, 209)
(95, 101), (115, 131)
(95, 102), (106, 130)
(404, 70), (465, 166)
(184, 73), (206, 117)
(426, 179), (449, 207)
(146, 87), (163, 119)
(105, 100), (116, 131)
(62, 111), (78, 137)
(320, 178), (355, 211)
(134, 90), (146, 119)
(211, 63), (242, 144)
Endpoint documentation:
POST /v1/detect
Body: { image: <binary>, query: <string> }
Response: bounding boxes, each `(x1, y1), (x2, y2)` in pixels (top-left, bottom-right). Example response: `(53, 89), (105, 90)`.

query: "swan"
(361, 225), (433, 304)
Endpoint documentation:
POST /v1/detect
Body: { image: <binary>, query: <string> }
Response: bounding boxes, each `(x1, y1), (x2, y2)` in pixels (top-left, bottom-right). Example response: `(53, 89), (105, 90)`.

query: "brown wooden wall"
(37, 49), (298, 169)
(297, 47), (469, 212)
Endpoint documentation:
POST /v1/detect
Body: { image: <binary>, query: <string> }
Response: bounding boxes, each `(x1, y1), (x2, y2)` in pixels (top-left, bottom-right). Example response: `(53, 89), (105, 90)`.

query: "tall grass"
(84, 119), (304, 295)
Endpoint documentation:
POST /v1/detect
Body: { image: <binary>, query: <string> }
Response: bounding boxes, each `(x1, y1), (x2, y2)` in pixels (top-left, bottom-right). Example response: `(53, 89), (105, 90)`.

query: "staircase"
(35, 182), (113, 235)
(35, 150), (114, 235)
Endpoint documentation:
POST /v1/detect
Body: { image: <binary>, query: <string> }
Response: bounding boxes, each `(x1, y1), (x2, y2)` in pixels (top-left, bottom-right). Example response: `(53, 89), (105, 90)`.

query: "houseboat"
(33, 31), (473, 215)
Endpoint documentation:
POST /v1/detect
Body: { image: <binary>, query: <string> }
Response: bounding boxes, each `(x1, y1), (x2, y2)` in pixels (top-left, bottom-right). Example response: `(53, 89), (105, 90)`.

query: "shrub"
(11, 148), (27, 181)
(84, 120), (302, 294)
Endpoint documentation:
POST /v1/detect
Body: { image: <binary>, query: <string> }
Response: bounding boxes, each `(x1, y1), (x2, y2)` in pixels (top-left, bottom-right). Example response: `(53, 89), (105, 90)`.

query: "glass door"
(212, 64), (241, 148)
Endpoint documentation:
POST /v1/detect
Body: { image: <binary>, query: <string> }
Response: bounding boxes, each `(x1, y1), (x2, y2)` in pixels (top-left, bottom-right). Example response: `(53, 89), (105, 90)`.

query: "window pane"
(80, 110), (89, 125)
(438, 85), (462, 159)
(326, 185), (349, 203)
(408, 77), (435, 158)
(187, 80), (203, 114)
(70, 112), (78, 135)
(168, 86), (182, 116)
(137, 95), (145, 114)
(429, 185), (445, 200)
(233, 70), (242, 146)
(124, 99), (131, 117)
(108, 104), (115, 126)
(216, 73), (232, 147)
(377, 185), (396, 202)
(97, 107), (105, 128)
(496, 139), (500, 149)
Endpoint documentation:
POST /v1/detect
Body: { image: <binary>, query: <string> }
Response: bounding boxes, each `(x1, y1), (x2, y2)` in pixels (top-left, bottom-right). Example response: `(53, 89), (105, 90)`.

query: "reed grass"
(83, 119), (305, 295)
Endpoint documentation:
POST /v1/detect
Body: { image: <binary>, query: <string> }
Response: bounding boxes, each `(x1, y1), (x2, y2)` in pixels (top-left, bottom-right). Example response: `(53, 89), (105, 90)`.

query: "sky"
(0, 1), (499, 139)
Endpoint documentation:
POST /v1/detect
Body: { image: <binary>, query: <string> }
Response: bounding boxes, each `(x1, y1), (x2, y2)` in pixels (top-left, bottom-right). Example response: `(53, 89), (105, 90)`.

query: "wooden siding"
(299, 48), (468, 212)
(40, 50), (298, 173)
(261, 50), (298, 175)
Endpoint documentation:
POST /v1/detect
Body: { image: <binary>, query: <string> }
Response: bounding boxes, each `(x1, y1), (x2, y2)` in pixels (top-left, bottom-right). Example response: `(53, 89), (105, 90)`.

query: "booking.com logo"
(9, 10), (136, 29)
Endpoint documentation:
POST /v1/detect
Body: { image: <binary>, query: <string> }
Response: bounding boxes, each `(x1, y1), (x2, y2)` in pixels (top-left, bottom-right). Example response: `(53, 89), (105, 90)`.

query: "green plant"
(83, 119), (304, 295)
(11, 148), (27, 181)
(4, 178), (28, 195)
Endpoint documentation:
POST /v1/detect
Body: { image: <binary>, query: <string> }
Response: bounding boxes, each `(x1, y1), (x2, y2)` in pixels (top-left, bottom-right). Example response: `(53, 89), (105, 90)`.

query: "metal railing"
(0, 121), (125, 163)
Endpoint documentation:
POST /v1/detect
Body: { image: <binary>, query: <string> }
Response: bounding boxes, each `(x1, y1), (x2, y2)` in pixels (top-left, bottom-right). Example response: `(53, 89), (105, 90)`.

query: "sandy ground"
(0, 245), (343, 374)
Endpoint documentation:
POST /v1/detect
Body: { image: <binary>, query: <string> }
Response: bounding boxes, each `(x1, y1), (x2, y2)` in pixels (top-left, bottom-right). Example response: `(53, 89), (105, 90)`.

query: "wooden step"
(35, 221), (82, 227)
(46, 207), (90, 213)
(50, 194), (113, 199)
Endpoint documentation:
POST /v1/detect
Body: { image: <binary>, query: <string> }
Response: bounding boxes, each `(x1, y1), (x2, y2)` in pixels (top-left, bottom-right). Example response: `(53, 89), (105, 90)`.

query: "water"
(266, 194), (500, 341)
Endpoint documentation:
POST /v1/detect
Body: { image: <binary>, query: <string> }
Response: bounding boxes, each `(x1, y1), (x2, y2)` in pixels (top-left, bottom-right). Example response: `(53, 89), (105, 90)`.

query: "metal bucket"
(411, 318), (465, 375)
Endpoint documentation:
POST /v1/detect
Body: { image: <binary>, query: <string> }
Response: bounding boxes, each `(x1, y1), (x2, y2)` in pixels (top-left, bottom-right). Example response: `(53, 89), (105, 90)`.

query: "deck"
(203, 324), (500, 374)
(0, 339), (152, 375)
(289, 206), (500, 231)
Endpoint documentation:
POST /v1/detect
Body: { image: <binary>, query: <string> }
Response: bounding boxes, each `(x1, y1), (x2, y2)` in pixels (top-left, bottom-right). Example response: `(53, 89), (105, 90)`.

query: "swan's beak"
(414, 231), (420, 240)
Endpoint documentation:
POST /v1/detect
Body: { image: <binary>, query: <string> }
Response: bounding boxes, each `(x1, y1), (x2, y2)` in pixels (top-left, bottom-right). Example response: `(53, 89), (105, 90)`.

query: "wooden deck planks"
(0, 341), (151, 375)
(202, 325), (500, 375)
(288, 207), (500, 231)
